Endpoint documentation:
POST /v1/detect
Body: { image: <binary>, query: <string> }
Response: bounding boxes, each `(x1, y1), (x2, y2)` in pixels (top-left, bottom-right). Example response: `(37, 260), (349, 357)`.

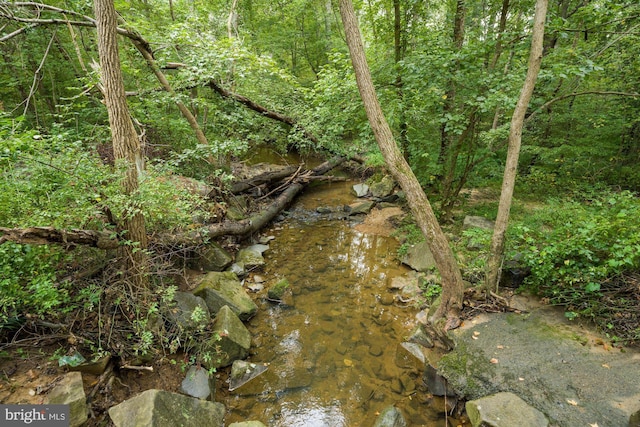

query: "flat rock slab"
(466, 392), (548, 427)
(438, 305), (640, 427)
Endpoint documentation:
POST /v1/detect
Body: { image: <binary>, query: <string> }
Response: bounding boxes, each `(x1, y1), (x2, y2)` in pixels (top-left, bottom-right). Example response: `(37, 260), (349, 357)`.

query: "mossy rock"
(267, 278), (290, 301)
(436, 340), (498, 399)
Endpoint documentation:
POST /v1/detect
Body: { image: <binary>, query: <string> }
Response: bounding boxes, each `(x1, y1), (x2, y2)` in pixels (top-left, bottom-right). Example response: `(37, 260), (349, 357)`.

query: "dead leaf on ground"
(489, 358), (499, 364)
(567, 399), (579, 406)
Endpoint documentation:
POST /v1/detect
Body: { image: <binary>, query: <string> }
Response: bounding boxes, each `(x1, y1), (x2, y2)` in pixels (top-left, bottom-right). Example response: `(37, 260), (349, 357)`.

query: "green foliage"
(0, 243), (69, 322)
(508, 191), (640, 316)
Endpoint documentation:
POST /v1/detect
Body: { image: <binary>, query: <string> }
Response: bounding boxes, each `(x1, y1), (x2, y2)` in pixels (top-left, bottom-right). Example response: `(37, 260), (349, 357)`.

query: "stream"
(220, 175), (453, 426)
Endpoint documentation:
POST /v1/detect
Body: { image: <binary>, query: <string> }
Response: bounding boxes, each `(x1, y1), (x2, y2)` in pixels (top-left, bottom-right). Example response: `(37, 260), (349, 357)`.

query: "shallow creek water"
(221, 180), (452, 426)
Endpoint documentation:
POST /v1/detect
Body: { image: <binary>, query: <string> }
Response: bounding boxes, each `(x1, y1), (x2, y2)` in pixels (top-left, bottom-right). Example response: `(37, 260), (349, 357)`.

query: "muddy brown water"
(221, 180), (455, 426)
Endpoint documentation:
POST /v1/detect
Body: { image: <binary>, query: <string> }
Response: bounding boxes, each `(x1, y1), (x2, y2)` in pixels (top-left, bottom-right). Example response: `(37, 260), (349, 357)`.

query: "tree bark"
(94, 0), (148, 287)
(339, 0), (464, 343)
(485, 0), (548, 292)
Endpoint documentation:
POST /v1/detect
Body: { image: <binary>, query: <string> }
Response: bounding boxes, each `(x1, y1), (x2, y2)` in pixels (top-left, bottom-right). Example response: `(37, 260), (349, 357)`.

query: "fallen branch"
(0, 226), (119, 249)
(229, 165), (300, 194)
(208, 80), (319, 143)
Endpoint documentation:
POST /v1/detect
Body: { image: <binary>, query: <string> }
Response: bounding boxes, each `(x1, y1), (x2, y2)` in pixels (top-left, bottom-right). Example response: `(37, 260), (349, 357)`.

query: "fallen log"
(172, 155), (346, 242)
(1, 156), (347, 249)
(0, 227), (119, 249)
(229, 165), (300, 194)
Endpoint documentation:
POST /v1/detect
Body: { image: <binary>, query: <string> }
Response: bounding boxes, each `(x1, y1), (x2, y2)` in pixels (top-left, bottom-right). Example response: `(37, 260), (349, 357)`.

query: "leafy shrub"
(0, 243), (70, 323)
(508, 191), (640, 328)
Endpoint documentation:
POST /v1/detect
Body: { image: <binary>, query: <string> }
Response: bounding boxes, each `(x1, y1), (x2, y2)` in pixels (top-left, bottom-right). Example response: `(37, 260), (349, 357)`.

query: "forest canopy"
(1, 0), (640, 345)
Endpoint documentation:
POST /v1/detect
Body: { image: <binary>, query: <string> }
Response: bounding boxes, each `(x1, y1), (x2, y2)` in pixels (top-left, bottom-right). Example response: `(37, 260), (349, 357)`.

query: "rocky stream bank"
(3, 173), (640, 427)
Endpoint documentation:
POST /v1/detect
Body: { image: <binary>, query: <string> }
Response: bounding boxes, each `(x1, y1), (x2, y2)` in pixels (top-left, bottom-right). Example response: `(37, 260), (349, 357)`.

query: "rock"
(372, 405), (407, 427)
(229, 360), (269, 391)
(438, 307), (640, 426)
(423, 364), (456, 397)
(352, 183), (370, 197)
(190, 241), (233, 272)
(267, 278), (290, 301)
(229, 262), (247, 277)
(228, 422), (267, 427)
(463, 216), (495, 231)
(236, 246), (267, 270)
(108, 389), (225, 427)
(500, 252), (531, 287)
(193, 272), (257, 320)
(370, 175), (396, 198)
(401, 241), (436, 272)
(47, 371), (88, 427)
(466, 392), (548, 427)
(69, 354), (111, 376)
(348, 200), (375, 215)
(166, 291), (210, 331)
(406, 324), (434, 349)
(394, 342), (425, 370)
(180, 366), (215, 400)
(210, 305), (252, 368)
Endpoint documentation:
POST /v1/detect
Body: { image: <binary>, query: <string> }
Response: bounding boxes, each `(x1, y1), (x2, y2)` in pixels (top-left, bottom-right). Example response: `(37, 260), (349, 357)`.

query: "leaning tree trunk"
(339, 0), (464, 344)
(94, 0), (148, 288)
(485, 0), (548, 292)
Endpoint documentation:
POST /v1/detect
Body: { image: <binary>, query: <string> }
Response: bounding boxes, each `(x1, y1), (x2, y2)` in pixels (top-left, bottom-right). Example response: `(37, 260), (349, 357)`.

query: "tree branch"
(207, 80), (319, 143)
(526, 91), (640, 123)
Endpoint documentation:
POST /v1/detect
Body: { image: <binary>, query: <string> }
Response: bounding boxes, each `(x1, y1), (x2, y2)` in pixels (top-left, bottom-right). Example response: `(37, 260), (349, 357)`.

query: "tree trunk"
(339, 0), (464, 343)
(94, 0), (148, 287)
(485, 0), (548, 292)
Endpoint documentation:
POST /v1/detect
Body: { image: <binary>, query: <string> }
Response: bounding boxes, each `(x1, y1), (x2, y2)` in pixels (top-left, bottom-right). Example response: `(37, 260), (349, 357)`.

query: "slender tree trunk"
(339, 0), (464, 342)
(485, 0), (548, 291)
(131, 41), (210, 149)
(393, 0), (409, 160)
(438, 0), (465, 166)
(94, 0), (148, 287)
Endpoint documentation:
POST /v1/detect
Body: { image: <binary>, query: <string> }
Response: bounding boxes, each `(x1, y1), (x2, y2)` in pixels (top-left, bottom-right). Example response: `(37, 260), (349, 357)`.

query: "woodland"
(1, 0), (640, 369)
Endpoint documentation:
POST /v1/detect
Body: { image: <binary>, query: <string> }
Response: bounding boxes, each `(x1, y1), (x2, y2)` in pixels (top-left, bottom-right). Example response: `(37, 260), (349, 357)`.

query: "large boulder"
(236, 245), (268, 270)
(370, 176), (396, 199)
(108, 389), (225, 427)
(439, 307), (640, 426)
(466, 392), (548, 427)
(180, 365), (215, 400)
(193, 272), (257, 320)
(401, 241), (436, 272)
(47, 371), (88, 427)
(189, 241), (233, 272)
(352, 183), (370, 198)
(166, 291), (210, 331)
(463, 216), (495, 231)
(347, 200), (375, 216)
(394, 342), (425, 371)
(210, 305), (252, 368)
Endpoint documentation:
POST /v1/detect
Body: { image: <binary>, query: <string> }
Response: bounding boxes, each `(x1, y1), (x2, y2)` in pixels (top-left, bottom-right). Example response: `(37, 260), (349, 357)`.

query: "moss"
(436, 340), (498, 399)
(267, 278), (290, 301)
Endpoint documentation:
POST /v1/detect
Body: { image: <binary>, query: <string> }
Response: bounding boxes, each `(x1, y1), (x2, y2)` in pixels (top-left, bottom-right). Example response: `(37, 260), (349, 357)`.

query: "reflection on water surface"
(222, 181), (449, 426)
